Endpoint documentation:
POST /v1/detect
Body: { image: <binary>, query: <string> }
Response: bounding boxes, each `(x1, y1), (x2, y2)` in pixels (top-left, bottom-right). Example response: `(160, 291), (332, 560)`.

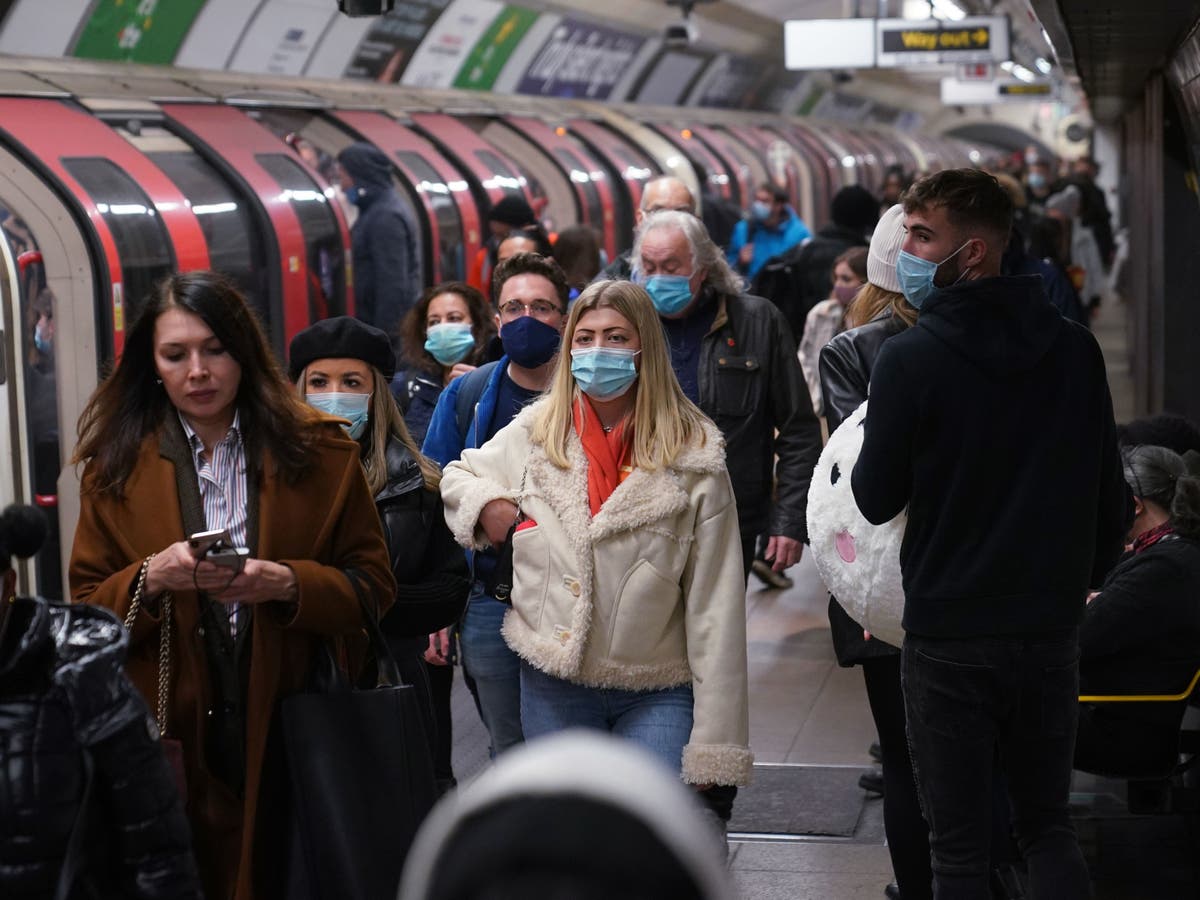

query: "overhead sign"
(877, 16), (1008, 66)
(941, 76), (1054, 104)
(516, 19), (645, 100)
(784, 18), (876, 71)
(401, 0), (503, 88)
(453, 5), (541, 91)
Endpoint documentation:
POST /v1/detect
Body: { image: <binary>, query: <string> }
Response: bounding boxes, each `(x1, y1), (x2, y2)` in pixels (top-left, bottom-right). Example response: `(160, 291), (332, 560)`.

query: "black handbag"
(282, 570), (437, 900)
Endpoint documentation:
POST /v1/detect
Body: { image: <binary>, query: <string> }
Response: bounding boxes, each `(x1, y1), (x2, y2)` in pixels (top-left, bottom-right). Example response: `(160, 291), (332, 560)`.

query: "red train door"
(162, 103), (351, 343)
(504, 116), (618, 262)
(0, 97), (210, 357)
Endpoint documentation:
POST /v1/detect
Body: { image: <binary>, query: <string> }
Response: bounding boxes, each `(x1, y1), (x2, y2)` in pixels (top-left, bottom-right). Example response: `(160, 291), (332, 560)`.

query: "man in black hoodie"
(337, 142), (422, 345)
(851, 169), (1130, 900)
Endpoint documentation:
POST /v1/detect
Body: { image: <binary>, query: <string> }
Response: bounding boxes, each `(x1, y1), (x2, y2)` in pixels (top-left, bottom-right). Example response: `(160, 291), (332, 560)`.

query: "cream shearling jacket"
(440, 401), (753, 787)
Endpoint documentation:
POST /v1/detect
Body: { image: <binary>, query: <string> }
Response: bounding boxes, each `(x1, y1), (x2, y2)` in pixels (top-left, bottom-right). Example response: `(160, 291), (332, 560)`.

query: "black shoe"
(858, 769), (885, 796)
(750, 558), (794, 590)
(884, 883), (901, 900)
(869, 741), (882, 762)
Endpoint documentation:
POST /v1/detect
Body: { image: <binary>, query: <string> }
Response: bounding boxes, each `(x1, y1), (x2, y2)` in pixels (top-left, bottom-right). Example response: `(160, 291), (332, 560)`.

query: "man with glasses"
(423, 253), (570, 758)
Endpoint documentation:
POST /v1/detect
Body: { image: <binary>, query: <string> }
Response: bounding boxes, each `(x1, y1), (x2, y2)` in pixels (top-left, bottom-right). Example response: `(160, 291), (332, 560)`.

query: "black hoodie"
(851, 275), (1131, 638)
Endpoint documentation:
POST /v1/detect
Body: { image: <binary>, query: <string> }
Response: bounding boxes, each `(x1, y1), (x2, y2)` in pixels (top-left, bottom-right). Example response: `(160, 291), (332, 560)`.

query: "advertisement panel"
(453, 4), (540, 91)
(688, 54), (769, 109)
(72, 0), (206, 64)
(401, 0), (503, 88)
(227, 0), (337, 75)
(0, 0), (94, 58)
(344, 0), (451, 83)
(516, 18), (645, 100)
(633, 49), (709, 106)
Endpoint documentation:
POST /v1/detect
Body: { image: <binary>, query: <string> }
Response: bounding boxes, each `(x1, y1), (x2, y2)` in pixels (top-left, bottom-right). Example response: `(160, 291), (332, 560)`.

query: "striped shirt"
(180, 412), (249, 638)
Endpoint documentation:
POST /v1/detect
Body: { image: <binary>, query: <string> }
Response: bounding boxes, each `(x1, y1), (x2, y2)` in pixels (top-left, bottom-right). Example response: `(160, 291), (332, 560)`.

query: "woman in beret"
(289, 316), (470, 793)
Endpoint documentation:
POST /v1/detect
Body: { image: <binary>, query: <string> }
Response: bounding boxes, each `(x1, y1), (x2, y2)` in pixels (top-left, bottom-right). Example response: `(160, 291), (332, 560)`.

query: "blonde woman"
(440, 279), (753, 796)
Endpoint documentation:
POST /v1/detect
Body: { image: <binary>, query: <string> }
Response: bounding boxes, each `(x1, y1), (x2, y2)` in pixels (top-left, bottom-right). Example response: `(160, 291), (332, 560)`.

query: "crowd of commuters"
(7, 131), (1196, 900)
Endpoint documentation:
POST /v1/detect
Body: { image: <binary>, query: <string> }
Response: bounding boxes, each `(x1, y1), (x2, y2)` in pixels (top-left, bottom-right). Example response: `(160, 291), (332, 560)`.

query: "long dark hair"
(74, 270), (319, 495)
(398, 281), (494, 378)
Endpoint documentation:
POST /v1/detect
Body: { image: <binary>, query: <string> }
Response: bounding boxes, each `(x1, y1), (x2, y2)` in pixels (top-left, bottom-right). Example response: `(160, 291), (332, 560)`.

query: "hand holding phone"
(188, 529), (232, 557)
(208, 546), (249, 574)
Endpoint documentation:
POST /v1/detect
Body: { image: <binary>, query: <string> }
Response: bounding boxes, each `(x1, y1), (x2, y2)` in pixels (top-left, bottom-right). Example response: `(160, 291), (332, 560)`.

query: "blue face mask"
(751, 200), (772, 222)
(1027, 172), (1046, 190)
(643, 274), (695, 316)
(34, 324), (51, 355)
(345, 185), (365, 206)
(571, 348), (640, 401)
(424, 322), (475, 366)
(895, 241), (971, 310)
(500, 316), (561, 369)
(306, 391), (371, 440)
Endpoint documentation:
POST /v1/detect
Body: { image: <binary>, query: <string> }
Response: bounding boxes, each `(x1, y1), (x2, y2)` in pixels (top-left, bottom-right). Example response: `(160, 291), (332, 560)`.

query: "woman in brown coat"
(69, 271), (394, 900)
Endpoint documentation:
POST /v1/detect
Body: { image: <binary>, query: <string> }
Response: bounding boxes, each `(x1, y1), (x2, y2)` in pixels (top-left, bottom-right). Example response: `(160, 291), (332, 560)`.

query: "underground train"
(0, 54), (991, 601)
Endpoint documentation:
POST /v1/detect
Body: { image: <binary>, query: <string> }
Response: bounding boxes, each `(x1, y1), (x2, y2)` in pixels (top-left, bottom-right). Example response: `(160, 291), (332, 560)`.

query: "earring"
(156, 377), (163, 385)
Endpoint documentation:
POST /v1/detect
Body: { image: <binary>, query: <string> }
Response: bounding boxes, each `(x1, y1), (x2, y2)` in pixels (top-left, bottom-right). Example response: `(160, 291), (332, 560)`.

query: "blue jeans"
(902, 631), (1089, 900)
(520, 662), (694, 775)
(459, 585), (524, 757)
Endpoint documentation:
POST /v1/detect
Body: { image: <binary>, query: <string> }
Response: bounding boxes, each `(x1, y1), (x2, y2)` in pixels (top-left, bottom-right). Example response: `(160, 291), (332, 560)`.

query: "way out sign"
(877, 16), (1009, 67)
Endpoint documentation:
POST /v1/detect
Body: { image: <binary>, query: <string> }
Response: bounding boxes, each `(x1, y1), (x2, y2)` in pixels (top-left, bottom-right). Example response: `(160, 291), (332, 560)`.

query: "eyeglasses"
(498, 299), (562, 319)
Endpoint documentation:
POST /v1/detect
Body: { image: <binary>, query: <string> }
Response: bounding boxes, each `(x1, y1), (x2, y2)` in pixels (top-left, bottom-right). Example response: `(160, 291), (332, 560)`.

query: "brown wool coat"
(69, 416), (395, 900)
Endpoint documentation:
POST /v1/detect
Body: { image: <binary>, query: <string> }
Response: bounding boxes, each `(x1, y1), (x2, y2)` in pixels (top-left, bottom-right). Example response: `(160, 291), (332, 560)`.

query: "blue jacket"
(421, 358), (507, 467)
(727, 209), (810, 279)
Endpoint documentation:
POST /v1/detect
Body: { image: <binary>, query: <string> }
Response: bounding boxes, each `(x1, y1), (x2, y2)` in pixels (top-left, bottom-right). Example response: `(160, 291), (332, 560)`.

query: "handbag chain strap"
(123, 553), (173, 735)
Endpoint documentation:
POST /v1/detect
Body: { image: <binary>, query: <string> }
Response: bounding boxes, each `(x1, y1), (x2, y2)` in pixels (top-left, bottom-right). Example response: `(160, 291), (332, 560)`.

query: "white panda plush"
(805, 400), (907, 648)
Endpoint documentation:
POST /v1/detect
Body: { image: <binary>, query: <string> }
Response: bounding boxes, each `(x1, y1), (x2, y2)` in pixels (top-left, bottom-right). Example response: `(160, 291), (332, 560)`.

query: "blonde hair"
(297, 366), (440, 495)
(530, 280), (710, 471)
(844, 282), (917, 330)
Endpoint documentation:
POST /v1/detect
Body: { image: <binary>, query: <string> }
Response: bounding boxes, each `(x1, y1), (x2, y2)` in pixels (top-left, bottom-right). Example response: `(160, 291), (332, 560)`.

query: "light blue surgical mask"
(306, 391), (371, 440)
(571, 347), (640, 401)
(895, 241), (971, 310)
(643, 274), (695, 316)
(424, 322), (475, 366)
(751, 200), (772, 221)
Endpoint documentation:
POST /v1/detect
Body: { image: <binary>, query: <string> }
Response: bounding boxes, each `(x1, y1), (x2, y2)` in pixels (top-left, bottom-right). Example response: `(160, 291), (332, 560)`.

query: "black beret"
(288, 316), (395, 382)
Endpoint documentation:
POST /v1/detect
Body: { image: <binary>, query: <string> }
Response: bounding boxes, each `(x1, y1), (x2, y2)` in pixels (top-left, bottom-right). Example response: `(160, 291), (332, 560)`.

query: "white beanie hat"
(867, 203), (906, 294)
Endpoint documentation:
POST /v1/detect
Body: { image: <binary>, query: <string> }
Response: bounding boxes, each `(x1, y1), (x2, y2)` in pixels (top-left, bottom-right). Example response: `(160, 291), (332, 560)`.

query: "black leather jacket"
(0, 597), (201, 899)
(374, 439), (470, 637)
(699, 290), (822, 541)
(818, 311), (909, 665)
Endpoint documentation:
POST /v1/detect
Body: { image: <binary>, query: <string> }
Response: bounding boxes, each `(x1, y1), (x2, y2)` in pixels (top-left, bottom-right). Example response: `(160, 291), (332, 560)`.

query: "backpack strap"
(453, 361), (498, 444)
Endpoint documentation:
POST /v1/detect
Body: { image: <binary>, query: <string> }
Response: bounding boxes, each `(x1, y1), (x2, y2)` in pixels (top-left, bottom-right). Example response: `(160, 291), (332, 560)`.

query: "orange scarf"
(573, 396), (634, 516)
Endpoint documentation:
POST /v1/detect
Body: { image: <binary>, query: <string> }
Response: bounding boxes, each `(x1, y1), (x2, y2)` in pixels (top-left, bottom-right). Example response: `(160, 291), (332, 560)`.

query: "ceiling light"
(1035, 57), (1052, 74)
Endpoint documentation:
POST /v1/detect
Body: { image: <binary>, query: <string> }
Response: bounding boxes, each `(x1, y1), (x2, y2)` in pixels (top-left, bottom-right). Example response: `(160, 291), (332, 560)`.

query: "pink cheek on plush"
(836, 529), (857, 564)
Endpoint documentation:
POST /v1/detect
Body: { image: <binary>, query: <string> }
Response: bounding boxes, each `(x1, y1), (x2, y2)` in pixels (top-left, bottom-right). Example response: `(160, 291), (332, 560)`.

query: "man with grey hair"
(633, 210), (820, 582)
(598, 176), (697, 281)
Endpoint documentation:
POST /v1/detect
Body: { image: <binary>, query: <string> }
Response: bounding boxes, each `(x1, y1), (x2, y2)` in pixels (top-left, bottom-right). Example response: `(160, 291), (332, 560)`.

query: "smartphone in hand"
(208, 546), (249, 574)
(188, 529), (231, 557)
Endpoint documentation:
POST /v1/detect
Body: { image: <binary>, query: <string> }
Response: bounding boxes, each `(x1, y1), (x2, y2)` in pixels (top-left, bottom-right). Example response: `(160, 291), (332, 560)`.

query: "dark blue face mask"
(345, 185), (365, 206)
(500, 316), (561, 369)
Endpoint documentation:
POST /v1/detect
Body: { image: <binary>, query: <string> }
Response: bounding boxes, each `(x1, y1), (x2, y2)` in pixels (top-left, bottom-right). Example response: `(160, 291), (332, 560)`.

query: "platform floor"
(445, 299), (1200, 898)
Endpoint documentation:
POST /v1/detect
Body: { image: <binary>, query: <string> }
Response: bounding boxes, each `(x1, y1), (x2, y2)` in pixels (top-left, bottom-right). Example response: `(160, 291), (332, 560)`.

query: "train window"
(473, 149), (525, 198)
(149, 150), (271, 330)
(254, 153), (346, 323)
(60, 157), (175, 327)
(552, 149), (604, 235)
(396, 151), (464, 283)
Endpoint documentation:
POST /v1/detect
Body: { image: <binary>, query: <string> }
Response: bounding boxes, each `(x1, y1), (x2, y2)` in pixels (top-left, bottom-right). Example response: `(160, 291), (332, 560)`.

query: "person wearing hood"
(337, 142), (423, 344)
(851, 169), (1131, 900)
(422, 253), (570, 759)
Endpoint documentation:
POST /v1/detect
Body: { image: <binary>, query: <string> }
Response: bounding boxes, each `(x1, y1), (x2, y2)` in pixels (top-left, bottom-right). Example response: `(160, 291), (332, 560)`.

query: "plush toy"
(805, 400), (906, 648)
